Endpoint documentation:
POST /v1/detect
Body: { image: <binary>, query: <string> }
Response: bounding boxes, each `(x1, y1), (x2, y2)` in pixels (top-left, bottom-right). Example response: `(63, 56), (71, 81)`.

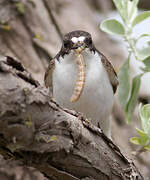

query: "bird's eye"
(63, 40), (71, 48)
(88, 38), (92, 44)
(85, 38), (92, 45)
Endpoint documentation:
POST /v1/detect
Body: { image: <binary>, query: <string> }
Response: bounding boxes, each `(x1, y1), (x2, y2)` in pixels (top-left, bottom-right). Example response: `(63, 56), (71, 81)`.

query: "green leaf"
(143, 56), (150, 67)
(113, 0), (139, 23)
(118, 59), (130, 110)
(130, 137), (141, 145)
(136, 33), (150, 45)
(136, 127), (147, 137)
(136, 128), (150, 145)
(139, 33), (150, 38)
(112, 0), (127, 22)
(112, 0), (122, 10)
(140, 67), (150, 73)
(132, 11), (150, 27)
(137, 47), (150, 61)
(130, 128), (150, 146)
(112, 0), (123, 11)
(141, 33), (150, 37)
(139, 104), (150, 136)
(100, 19), (125, 36)
(127, 0), (138, 22)
(141, 56), (150, 72)
(147, 41), (150, 46)
(133, 0), (139, 7)
(125, 74), (142, 123)
(136, 33), (150, 43)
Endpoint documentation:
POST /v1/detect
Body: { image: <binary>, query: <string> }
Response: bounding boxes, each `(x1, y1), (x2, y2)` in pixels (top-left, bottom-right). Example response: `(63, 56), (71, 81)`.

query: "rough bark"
(0, 55), (144, 180)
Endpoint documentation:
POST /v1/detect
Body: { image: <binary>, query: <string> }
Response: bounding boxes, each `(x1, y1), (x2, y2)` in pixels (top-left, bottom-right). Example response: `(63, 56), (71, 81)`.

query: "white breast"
(53, 50), (114, 137)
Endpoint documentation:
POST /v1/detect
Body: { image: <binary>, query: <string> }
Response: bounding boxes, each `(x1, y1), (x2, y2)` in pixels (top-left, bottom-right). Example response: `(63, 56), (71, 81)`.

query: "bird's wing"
(44, 59), (55, 97)
(100, 52), (119, 93)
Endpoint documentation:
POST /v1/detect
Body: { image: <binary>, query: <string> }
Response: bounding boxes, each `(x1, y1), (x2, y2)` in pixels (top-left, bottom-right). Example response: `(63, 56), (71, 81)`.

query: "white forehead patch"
(78, 36), (85, 42)
(71, 37), (78, 43)
(71, 36), (85, 43)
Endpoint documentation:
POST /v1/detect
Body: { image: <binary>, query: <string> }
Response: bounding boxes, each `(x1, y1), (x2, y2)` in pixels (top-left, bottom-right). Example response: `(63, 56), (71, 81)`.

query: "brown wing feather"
(100, 52), (119, 93)
(44, 59), (55, 97)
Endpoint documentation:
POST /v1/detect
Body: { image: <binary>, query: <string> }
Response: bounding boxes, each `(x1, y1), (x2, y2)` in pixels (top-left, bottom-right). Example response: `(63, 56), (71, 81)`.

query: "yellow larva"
(70, 53), (86, 102)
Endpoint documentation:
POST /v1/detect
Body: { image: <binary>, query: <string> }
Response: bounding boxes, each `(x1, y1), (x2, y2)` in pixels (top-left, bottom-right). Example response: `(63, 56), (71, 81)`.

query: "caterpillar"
(70, 53), (86, 102)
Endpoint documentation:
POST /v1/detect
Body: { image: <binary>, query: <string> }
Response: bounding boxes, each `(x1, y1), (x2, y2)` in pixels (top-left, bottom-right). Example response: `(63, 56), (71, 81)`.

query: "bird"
(44, 30), (118, 138)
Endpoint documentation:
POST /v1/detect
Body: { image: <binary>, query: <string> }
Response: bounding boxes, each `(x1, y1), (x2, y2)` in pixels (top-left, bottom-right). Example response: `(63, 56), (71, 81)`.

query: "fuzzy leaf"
(136, 127), (147, 137)
(100, 19), (125, 36)
(141, 56), (150, 72)
(137, 47), (150, 60)
(125, 74), (142, 122)
(147, 41), (150, 46)
(139, 104), (150, 136)
(136, 128), (150, 145)
(127, 0), (138, 22)
(112, 0), (127, 21)
(140, 67), (150, 73)
(130, 137), (141, 145)
(112, 0), (123, 11)
(143, 56), (150, 68)
(130, 128), (150, 146)
(139, 33), (150, 38)
(118, 59), (130, 110)
(132, 11), (150, 27)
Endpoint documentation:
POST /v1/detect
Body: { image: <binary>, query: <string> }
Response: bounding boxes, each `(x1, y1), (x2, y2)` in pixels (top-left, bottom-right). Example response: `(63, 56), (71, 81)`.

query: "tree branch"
(0, 56), (144, 180)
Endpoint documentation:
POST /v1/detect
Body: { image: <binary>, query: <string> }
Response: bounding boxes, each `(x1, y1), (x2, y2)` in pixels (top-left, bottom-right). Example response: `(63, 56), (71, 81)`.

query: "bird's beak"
(75, 43), (86, 54)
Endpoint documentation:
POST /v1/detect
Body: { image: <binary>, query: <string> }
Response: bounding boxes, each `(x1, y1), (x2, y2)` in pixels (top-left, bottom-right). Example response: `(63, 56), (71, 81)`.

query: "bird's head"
(61, 30), (94, 55)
